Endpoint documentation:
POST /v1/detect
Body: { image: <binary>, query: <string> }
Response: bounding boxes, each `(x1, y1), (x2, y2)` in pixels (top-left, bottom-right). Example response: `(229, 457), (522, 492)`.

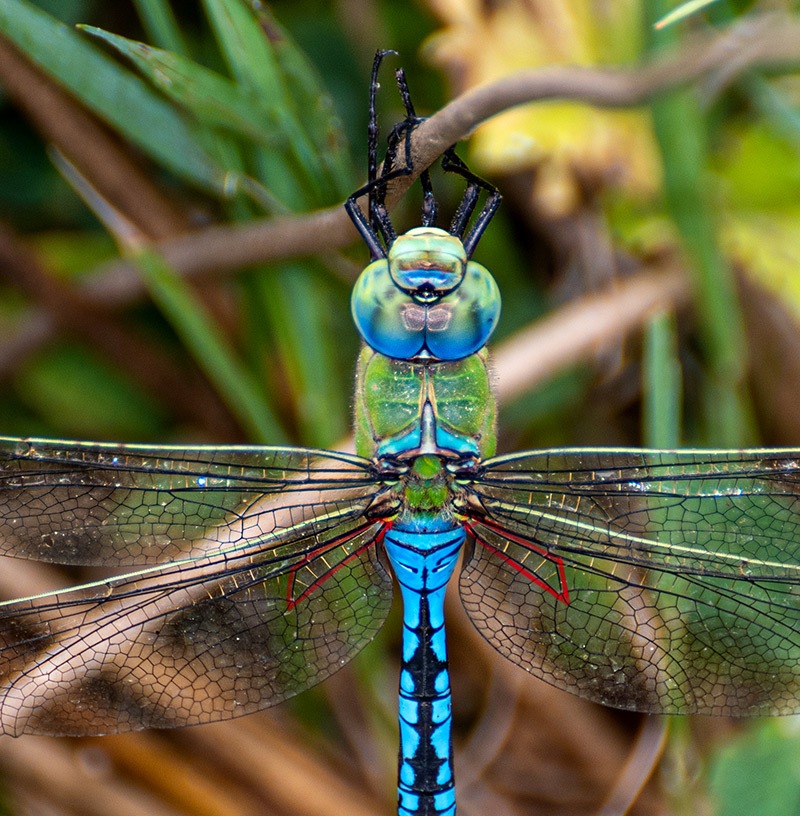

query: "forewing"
(0, 437), (394, 735)
(0, 437), (377, 564)
(461, 449), (800, 716)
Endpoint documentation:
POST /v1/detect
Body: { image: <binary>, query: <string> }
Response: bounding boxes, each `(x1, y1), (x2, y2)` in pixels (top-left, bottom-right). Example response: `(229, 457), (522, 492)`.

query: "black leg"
(441, 148), (502, 258)
(345, 50), (500, 260)
(367, 50), (397, 240)
(345, 55), (427, 257)
(345, 49), (399, 260)
(394, 68), (437, 228)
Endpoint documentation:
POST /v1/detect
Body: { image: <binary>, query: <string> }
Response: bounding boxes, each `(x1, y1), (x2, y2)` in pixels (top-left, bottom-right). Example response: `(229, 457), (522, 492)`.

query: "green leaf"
(202, 0), (285, 104)
(642, 310), (682, 448)
(202, 0), (324, 206)
(255, 264), (351, 447)
(79, 25), (285, 146)
(0, 0), (228, 193)
(646, 5), (756, 446)
(251, 3), (354, 200)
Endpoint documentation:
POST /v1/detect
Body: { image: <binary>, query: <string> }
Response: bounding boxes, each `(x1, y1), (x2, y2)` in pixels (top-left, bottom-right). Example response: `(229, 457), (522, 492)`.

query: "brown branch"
(82, 12), (800, 306)
(412, 11), (800, 159)
(81, 207), (350, 306)
(491, 265), (691, 403)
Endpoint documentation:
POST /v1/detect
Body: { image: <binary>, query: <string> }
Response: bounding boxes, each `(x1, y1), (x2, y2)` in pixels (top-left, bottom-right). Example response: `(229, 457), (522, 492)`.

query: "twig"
(82, 12), (800, 305)
(491, 264), (691, 403)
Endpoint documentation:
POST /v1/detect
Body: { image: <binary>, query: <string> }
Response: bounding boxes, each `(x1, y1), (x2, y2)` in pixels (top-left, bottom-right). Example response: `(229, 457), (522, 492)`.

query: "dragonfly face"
(350, 226), (501, 361)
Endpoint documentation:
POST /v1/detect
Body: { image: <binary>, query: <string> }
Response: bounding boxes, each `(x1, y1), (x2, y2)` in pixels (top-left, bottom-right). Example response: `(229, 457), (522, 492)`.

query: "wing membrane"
(0, 437), (395, 735)
(0, 437), (378, 565)
(462, 449), (800, 715)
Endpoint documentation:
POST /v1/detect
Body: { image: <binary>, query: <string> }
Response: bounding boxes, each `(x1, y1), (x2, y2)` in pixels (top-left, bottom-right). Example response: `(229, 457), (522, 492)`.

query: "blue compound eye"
(351, 228), (501, 361)
(351, 259), (426, 359)
(423, 260), (501, 360)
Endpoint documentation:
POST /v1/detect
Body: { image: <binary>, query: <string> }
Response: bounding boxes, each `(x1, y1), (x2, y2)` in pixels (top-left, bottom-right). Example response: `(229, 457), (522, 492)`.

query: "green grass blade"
(132, 248), (287, 444)
(78, 25), (294, 214)
(255, 265), (350, 447)
(132, 0), (189, 54)
(0, 0), (228, 194)
(79, 26), (286, 145)
(201, 0), (324, 205)
(251, 4), (354, 199)
(645, 6), (755, 447)
(202, 0), (282, 97)
(642, 310), (682, 448)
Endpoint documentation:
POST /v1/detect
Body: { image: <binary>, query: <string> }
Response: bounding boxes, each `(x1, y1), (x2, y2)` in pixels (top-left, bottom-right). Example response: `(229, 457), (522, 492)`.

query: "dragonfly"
(1, 51), (800, 816)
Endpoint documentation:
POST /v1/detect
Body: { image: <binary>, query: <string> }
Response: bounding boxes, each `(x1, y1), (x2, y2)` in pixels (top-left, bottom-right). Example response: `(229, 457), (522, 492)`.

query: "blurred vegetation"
(1, 0), (800, 814)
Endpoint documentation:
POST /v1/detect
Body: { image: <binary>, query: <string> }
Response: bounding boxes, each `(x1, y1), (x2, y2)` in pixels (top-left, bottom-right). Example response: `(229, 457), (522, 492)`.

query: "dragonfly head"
(351, 227), (501, 361)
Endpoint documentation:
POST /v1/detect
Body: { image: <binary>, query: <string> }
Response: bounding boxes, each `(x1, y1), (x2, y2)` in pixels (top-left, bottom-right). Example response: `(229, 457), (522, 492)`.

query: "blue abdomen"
(383, 524), (464, 816)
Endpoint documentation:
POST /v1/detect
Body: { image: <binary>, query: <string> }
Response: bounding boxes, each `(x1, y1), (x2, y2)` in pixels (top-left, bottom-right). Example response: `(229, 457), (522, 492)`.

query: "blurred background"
(1, 0), (800, 813)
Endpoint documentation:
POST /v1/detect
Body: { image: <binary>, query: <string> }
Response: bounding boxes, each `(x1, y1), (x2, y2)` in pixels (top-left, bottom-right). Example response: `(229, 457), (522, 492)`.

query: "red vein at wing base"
(286, 520), (392, 610)
(463, 518), (570, 605)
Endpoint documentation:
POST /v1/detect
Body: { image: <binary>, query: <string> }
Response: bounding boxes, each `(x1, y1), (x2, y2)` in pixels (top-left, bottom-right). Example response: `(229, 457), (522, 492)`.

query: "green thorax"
(354, 345), (497, 462)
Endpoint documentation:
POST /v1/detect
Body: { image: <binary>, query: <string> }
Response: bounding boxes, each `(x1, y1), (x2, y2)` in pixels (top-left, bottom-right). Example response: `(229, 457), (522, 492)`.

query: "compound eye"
(423, 261), (501, 360)
(351, 260), (427, 359)
(351, 257), (501, 361)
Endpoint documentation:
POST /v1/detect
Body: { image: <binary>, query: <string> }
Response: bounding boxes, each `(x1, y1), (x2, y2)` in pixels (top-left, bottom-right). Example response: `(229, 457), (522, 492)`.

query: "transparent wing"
(0, 437), (381, 565)
(462, 449), (800, 716)
(0, 437), (394, 735)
